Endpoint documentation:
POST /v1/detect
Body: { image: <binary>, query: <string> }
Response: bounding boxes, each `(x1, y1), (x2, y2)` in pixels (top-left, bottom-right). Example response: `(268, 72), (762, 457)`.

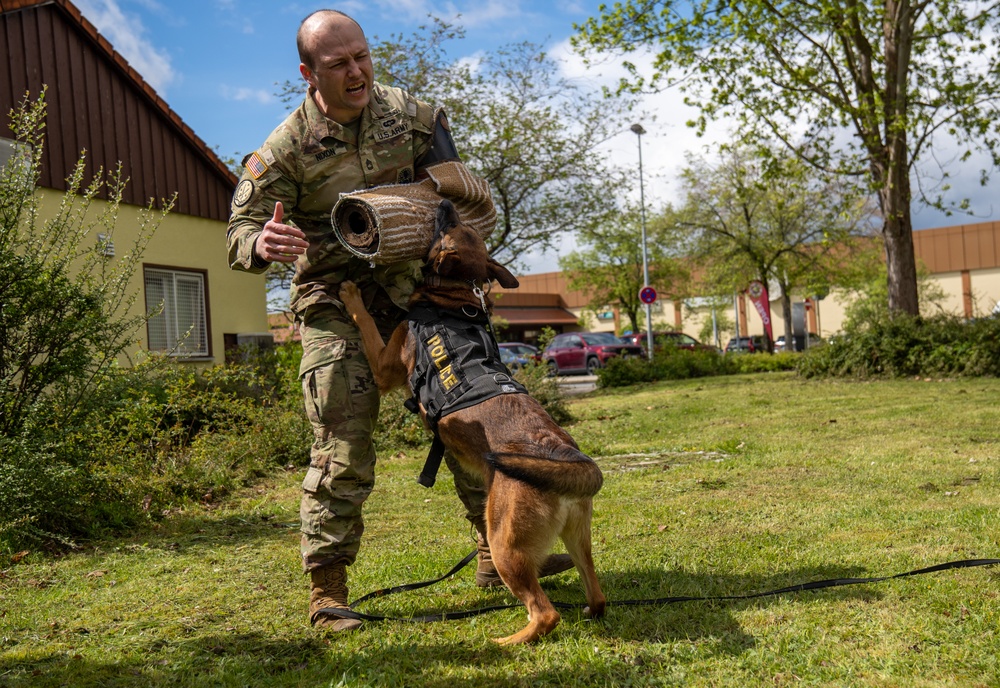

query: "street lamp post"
(631, 123), (654, 361)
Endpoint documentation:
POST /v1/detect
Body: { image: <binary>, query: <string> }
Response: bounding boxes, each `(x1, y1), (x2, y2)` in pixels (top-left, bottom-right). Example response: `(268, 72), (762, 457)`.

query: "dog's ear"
(432, 248), (460, 277)
(431, 199), (460, 247)
(487, 258), (519, 289)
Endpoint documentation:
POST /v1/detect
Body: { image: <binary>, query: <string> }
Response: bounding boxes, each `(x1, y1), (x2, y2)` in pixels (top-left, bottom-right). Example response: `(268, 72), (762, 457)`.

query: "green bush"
(0, 350), (313, 552)
(514, 361), (573, 424)
(728, 351), (800, 374)
(0, 102), (313, 545)
(597, 348), (724, 387)
(374, 389), (434, 452)
(797, 314), (1000, 378)
(596, 348), (799, 387)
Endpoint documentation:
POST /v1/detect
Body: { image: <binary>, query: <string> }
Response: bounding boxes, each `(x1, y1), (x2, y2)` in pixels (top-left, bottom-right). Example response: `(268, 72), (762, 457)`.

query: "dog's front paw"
(339, 280), (362, 310)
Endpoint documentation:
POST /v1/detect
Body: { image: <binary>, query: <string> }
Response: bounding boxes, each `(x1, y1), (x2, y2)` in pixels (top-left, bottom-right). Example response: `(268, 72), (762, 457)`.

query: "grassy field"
(2, 372), (998, 687)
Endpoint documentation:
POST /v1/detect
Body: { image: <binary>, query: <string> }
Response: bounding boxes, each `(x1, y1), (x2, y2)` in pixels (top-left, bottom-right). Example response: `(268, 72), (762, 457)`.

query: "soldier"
(227, 9), (571, 632)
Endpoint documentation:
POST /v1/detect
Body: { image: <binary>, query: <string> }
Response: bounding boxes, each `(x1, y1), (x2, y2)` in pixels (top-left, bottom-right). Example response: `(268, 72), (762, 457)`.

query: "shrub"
(0, 92), (171, 438)
(728, 351), (800, 374)
(514, 361), (572, 424)
(797, 314), (1000, 378)
(596, 347), (800, 388)
(597, 348), (723, 387)
(374, 389), (434, 452)
(0, 93), (312, 551)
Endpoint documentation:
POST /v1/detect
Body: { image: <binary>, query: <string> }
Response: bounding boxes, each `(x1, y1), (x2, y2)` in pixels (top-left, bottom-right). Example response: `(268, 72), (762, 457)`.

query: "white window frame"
(144, 266), (210, 358)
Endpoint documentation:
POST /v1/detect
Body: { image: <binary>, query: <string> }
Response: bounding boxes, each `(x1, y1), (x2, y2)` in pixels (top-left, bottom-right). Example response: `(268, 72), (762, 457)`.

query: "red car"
(543, 332), (643, 375)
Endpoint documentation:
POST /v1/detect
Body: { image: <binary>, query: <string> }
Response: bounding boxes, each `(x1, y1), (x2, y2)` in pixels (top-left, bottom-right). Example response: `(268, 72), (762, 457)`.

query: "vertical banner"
(747, 280), (773, 342)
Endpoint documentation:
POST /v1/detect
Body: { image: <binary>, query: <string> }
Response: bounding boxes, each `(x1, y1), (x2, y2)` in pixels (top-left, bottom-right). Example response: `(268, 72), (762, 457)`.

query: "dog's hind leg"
(490, 546), (561, 646)
(486, 484), (561, 645)
(561, 499), (606, 620)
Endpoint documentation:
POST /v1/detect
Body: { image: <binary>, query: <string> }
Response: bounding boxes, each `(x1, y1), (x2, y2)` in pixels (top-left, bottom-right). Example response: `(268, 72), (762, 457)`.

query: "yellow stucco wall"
(928, 272), (966, 315)
(33, 187), (268, 365)
(973, 268), (1000, 316)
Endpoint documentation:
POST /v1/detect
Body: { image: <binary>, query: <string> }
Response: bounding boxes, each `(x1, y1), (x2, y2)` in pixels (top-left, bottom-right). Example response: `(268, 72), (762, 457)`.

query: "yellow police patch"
(425, 333), (459, 392)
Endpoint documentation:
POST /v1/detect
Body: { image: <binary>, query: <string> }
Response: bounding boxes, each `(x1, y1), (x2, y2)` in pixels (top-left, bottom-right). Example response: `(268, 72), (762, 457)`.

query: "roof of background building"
(1, 0), (237, 221)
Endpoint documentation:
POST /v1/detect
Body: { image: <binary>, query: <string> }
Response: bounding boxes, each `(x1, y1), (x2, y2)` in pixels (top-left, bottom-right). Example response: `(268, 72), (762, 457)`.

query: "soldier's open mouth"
(347, 83), (365, 95)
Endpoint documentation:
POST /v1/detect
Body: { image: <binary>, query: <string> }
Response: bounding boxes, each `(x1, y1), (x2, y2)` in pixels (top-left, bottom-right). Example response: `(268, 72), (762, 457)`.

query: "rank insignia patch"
(233, 179), (254, 207)
(245, 151), (269, 179)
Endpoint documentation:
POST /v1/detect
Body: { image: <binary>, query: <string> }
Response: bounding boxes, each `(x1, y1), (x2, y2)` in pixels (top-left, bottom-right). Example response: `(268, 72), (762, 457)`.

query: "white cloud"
(548, 38), (735, 210)
(221, 86), (274, 105)
(74, 0), (176, 94)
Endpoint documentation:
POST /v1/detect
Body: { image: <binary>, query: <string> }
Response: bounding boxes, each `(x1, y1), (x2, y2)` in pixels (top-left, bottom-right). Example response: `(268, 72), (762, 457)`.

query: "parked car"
(499, 346), (531, 371)
(620, 331), (716, 353)
(543, 331), (644, 375)
(725, 335), (768, 353)
(498, 341), (541, 363)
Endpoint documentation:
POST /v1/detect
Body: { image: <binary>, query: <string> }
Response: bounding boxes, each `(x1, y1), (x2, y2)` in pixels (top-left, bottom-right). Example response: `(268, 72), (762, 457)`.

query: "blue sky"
(73, 0), (610, 164)
(72, 0), (999, 273)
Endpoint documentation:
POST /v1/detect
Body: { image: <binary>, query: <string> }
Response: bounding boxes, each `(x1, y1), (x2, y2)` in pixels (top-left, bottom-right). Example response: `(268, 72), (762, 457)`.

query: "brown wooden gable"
(1, 0), (237, 221)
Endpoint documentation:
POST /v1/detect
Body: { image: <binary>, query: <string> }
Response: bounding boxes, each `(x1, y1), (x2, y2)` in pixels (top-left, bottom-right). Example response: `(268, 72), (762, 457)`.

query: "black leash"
(310, 552), (999, 626)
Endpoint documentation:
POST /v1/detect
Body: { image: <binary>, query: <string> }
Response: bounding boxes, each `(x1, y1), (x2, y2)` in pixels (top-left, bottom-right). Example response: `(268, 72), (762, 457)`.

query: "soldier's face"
(300, 19), (373, 124)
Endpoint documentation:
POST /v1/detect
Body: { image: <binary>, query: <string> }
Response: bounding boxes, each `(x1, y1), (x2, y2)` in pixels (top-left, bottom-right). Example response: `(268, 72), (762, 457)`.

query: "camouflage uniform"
(227, 83), (487, 571)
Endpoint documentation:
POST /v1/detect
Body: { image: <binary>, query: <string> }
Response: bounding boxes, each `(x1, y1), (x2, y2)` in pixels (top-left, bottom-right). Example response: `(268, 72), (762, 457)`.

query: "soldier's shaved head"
(297, 10), (364, 69)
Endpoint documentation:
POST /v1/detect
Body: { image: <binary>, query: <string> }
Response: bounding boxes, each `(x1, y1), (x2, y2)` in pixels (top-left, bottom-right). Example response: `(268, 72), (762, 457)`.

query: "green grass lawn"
(2, 373), (998, 687)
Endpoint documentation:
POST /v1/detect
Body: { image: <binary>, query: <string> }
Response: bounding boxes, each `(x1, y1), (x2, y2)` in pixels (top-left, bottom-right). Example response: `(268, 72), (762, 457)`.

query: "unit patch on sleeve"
(245, 151), (269, 179)
(233, 179), (255, 207)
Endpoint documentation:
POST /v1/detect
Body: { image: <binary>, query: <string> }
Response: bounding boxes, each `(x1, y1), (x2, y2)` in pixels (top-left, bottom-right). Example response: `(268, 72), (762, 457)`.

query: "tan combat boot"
(474, 530), (576, 588)
(309, 564), (362, 631)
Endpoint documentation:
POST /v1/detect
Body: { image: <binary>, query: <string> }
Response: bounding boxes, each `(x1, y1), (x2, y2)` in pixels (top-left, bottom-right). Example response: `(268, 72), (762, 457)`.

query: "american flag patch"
(245, 152), (268, 179)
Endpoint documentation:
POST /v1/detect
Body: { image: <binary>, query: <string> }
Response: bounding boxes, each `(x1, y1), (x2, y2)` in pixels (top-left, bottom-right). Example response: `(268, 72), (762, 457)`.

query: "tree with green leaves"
(671, 144), (873, 348)
(1, 92), (173, 547)
(560, 205), (688, 334)
(0, 92), (169, 436)
(575, 0), (1000, 316)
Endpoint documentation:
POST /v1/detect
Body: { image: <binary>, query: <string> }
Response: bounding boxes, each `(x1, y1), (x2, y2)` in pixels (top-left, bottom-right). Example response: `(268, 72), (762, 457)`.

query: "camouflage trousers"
(298, 303), (488, 572)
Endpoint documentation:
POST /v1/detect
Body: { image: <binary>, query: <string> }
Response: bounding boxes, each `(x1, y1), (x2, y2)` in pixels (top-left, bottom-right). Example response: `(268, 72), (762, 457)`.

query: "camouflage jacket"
(226, 82), (436, 315)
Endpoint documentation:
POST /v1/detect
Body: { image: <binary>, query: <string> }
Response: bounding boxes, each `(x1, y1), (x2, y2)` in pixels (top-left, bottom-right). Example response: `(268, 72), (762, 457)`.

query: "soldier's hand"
(255, 202), (309, 263)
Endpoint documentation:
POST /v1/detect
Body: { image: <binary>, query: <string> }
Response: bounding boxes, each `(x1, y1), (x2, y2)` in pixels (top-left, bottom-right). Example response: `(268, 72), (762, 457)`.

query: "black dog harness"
(405, 301), (528, 486)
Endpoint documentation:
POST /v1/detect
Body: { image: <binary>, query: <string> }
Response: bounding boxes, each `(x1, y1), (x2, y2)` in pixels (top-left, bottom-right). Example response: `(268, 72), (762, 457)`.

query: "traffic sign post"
(638, 286), (657, 360)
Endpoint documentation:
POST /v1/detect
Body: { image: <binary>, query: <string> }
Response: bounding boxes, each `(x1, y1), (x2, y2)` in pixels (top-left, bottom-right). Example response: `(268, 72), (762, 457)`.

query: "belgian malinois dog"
(338, 200), (605, 645)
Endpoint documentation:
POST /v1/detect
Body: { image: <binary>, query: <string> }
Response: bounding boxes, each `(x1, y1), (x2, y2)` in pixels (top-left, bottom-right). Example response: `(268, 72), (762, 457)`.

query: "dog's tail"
(485, 446), (603, 497)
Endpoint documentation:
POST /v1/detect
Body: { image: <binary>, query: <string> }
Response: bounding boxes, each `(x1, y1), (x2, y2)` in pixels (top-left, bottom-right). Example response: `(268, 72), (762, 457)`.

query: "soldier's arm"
(409, 94), (437, 163)
(226, 154), (302, 273)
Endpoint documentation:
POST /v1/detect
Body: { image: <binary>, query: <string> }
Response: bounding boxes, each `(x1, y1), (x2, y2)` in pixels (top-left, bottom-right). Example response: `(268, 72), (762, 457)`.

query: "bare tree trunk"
(780, 285), (793, 351)
(879, 0), (920, 317)
(880, 204), (920, 316)
(876, 120), (919, 316)
(626, 309), (641, 334)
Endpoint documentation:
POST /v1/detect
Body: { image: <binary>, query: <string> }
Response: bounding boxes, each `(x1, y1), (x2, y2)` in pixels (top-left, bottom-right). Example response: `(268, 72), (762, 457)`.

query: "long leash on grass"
(310, 551), (999, 626)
